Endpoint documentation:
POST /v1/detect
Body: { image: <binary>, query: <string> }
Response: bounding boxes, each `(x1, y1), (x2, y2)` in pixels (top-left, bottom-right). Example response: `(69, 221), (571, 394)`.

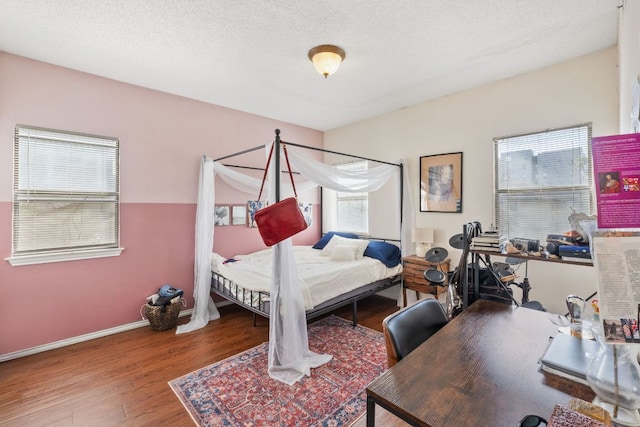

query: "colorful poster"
(591, 133), (640, 229)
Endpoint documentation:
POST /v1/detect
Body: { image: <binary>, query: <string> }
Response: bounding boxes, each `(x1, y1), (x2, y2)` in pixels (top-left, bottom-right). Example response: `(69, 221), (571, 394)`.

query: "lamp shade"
(413, 228), (435, 258)
(308, 45), (345, 78)
(412, 227), (434, 244)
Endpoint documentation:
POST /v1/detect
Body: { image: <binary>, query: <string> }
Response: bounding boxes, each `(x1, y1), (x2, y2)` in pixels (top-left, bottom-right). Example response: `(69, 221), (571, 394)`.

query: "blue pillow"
(364, 241), (402, 268)
(312, 231), (359, 249)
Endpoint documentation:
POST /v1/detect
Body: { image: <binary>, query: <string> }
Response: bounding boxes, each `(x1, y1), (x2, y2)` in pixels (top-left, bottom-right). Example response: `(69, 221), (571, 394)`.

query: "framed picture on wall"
(299, 202), (312, 226)
(247, 200), (265, 228)
(420, 152), (463, 213)
(214, 205), (230, 226)
(231, 205), (247, 225)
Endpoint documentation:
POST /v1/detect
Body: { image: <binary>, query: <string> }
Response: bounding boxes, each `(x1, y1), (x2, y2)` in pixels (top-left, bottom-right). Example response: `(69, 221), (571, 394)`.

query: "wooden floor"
(0, 295), (410, 427)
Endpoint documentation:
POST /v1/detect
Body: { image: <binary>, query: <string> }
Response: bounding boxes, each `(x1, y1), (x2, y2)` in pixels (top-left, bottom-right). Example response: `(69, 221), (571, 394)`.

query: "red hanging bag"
(254, 143), (308, 246)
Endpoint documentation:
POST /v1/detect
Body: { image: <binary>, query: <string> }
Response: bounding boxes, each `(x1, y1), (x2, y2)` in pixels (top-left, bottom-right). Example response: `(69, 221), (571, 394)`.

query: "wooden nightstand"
(402, 255), (450, 307)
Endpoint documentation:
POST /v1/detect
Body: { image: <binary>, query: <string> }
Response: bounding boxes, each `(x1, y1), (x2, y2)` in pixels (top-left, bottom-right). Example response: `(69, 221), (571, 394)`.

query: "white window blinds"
(12, 125), (120, 258)
(335, 161), (369, 234)
(494, 123), (593, 242)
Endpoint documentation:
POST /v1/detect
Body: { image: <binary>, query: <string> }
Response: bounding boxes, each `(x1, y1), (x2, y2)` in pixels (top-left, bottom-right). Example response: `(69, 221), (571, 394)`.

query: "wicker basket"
(142, 298), (183, 331)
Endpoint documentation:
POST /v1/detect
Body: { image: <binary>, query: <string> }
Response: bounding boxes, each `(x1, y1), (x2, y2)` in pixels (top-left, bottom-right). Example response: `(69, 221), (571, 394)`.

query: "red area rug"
(169, 315), (386, 426)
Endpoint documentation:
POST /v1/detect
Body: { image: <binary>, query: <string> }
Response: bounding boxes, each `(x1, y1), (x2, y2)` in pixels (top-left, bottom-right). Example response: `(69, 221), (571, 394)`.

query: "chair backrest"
(382, 298), (449, 367)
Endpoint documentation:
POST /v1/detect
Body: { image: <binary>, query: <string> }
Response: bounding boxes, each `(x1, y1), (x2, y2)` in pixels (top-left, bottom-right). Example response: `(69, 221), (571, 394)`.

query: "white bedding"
(211, 246), (402, 310)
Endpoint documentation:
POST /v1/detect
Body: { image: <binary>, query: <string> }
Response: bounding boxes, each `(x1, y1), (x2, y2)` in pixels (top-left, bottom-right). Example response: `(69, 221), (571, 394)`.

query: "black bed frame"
(210, 129), (404, 326)
(211, 270), (401, 327)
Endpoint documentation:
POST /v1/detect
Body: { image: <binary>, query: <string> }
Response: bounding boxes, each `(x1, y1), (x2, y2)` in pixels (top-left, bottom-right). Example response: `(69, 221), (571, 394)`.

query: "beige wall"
(325, 48), (619, 314)
(619, 0), (640, 133)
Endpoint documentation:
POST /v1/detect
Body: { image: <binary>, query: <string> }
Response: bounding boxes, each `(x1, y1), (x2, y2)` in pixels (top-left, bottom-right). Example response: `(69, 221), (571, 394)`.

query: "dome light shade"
(308, 45), (345, 78)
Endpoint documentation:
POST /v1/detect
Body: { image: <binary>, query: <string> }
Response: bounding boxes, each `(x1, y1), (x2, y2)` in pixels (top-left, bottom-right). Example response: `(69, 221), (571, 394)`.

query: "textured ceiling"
(0, 1), (619, 131)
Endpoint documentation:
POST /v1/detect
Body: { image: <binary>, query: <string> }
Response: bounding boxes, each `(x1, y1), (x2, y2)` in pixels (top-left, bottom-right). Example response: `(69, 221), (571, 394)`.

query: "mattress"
(211, 246), (402, 310)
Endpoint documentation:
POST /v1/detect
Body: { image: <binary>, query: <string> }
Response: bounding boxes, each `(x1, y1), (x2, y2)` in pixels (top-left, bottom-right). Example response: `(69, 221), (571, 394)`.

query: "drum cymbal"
(425, 246), (449, 263)
(424, 268), (446, 285)
(448, 233), (464, 249)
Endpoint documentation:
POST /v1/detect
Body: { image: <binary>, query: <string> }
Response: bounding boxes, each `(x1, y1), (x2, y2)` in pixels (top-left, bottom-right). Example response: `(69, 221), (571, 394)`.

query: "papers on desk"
(539, 333), (598, 386)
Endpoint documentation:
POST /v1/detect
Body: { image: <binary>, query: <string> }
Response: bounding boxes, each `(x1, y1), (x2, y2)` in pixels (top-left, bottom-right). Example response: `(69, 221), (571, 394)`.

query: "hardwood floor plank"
(0, 295), (401, 426)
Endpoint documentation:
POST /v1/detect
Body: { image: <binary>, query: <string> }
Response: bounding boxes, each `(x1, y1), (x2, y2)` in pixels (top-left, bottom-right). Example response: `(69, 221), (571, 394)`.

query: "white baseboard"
(0, 308), (194, 363)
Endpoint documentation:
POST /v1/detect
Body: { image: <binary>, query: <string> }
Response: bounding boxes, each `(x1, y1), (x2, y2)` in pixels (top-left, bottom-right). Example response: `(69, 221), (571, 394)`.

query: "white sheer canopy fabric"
(176, 157), (221, 334)
(266, 240), (332, 384)
(214, 161), (318, 199)
(178, 142), (410, 385)
(286, 147), (396, 192)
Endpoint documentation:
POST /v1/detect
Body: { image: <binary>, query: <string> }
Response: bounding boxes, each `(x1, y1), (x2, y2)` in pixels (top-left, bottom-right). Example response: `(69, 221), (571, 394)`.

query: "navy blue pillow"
(312, 231), (359, 249)
(364, 241), (402, 268)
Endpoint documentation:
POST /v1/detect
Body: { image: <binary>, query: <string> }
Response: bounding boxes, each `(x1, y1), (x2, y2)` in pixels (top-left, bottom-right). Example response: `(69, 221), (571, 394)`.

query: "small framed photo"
(420, 152), (463, 213)
(214, 205), (230, 226)
(231, 205), (247, 225)
(247, 200), (266, 228)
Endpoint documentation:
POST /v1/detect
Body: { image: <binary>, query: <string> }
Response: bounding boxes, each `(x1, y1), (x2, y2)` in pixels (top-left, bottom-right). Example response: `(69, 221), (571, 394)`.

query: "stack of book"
(470, 230), (505, 252)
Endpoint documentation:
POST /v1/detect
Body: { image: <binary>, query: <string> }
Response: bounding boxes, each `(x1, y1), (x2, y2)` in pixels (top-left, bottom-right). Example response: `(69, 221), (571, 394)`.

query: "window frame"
(493, 123), (594, 242)
(7, 125), (123, 266)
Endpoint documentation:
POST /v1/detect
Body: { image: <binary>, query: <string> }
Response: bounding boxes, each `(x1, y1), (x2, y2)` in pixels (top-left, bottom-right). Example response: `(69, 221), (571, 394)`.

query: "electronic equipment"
(449, 233), (465, 249)
(423, 247), (448, 284)
(510, 238), (540, 252)
(558, 245), (591, 259)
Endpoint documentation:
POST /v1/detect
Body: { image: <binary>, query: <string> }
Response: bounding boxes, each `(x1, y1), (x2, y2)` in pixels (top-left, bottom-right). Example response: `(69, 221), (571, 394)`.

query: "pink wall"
(0, 52), (322, 355)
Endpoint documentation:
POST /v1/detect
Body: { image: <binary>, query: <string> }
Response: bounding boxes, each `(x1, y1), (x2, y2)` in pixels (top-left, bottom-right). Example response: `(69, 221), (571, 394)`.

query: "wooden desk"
(365, 299), (595, 426)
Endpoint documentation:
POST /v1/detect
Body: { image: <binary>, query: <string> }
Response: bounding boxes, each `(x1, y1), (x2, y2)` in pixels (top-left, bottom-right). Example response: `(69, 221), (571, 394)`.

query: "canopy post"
(274, 129), (281, 202)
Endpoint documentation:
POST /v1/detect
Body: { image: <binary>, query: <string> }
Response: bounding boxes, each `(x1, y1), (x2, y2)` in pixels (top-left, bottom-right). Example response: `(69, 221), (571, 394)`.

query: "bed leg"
(352, 301), (358, 327)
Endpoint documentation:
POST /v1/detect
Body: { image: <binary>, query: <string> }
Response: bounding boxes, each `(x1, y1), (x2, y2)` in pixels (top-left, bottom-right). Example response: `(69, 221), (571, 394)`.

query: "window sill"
(6, 248), (125, 266)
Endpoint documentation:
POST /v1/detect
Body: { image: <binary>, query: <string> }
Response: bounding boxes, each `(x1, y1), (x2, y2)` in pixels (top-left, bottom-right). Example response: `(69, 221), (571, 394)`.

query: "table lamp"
(413, 227), (434, 258)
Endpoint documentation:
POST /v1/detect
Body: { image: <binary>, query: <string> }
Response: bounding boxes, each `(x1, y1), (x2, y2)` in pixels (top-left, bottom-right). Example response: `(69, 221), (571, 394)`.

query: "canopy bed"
(177, 129), (414, 385)
(211, 237), (403, 327)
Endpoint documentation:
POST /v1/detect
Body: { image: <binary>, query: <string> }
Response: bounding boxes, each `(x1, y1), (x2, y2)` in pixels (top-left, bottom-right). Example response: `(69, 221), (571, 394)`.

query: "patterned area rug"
(169, 315), (386, 426)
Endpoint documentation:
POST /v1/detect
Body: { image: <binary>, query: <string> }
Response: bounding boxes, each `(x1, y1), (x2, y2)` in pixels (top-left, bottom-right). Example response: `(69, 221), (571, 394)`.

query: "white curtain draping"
(400, 158), (418, 306)
(178, 141), (410, 385)
(176, 157), (221, 334)
(401, 158), (415, 256)
(266, 239), (333, 384)
(286, 147), (396, 192)
(214, 161), (317, 198)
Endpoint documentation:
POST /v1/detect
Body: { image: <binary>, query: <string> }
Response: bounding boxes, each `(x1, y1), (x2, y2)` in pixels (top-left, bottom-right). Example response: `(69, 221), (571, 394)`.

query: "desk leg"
(366, 395), (375, 427)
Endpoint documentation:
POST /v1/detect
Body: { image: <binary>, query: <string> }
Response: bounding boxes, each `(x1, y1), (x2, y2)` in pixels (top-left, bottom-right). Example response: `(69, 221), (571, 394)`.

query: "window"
(494, 123), (593, 242)
(335, 161), (369, 234)
(9, 125), (122, 266)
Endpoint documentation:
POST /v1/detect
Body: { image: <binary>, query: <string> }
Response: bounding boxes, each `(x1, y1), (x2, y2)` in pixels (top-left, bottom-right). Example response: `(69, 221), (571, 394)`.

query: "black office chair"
(382, 298), (449, 367)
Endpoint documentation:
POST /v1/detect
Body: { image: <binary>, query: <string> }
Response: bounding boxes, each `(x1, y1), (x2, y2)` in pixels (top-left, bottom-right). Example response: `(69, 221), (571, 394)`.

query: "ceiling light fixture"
(308, 45), (345, 78)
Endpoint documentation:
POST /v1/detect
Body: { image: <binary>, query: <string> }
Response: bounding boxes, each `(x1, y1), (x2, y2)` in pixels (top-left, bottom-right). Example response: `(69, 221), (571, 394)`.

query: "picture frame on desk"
(420, 152), (463, 213)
